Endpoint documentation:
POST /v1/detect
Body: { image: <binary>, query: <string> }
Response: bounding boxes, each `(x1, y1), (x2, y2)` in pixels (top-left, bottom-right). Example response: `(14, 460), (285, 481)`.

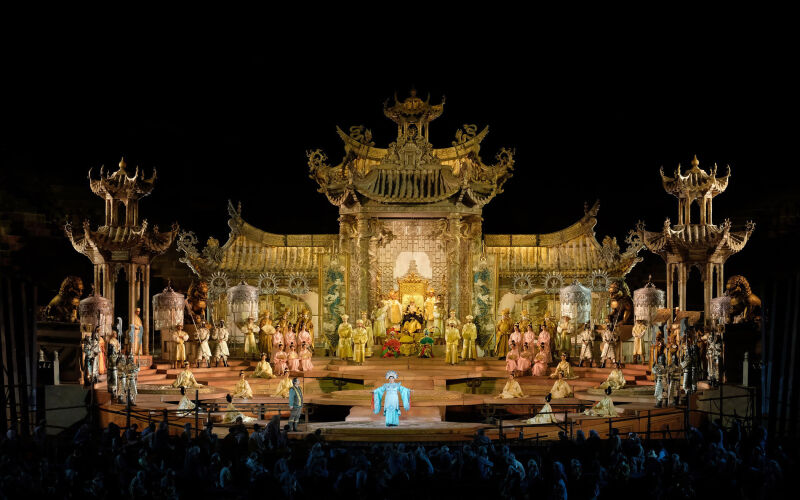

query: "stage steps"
(346, 406), (443, 423)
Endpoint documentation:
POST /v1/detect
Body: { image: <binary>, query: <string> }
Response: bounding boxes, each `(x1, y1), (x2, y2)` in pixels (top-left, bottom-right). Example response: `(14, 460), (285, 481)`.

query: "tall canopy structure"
(65, 158), (179, 354)
(635, 156), (754, 321)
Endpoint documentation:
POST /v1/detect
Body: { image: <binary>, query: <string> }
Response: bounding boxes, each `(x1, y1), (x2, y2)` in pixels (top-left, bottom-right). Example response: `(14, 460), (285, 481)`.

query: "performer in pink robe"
(523, 324), (537, 350)
(509, 324), (522, 350)
(284, 326), (297, 349)
(272, 344), (287, 375)
(533, 342), (549, 376)
(298, 328), (312, 350)
(538, 325), (552, 364)
(517, 342), (532, 373)
(287, 342), (300, 371)
(299, 344), (314, 372)
(506, 341), (520, 374)
(273, 330), (285, 352)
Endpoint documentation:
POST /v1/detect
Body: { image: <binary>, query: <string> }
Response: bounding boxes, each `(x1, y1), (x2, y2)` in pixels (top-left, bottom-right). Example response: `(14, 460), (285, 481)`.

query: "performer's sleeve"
(373, 385), (385, 414)
(400, 385), (411, 412)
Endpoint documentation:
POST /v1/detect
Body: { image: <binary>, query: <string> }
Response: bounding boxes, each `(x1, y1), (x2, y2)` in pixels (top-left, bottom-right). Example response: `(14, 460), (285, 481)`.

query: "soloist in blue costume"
(372, 370), (411, 427)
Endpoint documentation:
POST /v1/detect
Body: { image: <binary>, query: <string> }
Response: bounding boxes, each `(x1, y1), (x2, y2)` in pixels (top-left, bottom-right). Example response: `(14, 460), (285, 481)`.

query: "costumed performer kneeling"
(598, 361), (626, 391)
(583, 386), (620, 417)
(498, 373), (525, 399)
(232, 370), (253, 399)
(222, 393), (256, 424)
(550, 372), (574, 399)
(549, 352), (579, 379)
(273, 372), (292, 398)
(176, 387), (196, 418)
(526, 393), (558, 424)
(172, 362), (203, 389)
(372, 370), (411, 427)
(253, 353), (274, 378)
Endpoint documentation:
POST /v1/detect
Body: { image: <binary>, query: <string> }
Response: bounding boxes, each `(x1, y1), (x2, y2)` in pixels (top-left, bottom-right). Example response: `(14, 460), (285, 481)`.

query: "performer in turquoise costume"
(372, 370), (411, 427)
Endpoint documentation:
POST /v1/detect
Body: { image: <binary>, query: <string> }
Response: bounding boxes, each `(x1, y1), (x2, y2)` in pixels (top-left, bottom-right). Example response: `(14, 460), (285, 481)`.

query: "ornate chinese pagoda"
(635, 156), (754, 320)
(65, 158), (178, 354)
(177, 91), (642, 348)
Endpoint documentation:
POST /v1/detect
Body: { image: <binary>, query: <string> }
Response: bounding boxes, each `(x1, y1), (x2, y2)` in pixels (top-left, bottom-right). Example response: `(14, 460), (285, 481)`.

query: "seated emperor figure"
(372, 370), (411, 427)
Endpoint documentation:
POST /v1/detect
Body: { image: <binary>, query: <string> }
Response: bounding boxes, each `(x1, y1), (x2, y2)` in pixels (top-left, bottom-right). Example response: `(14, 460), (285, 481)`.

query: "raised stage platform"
(94, 355), (691, 442)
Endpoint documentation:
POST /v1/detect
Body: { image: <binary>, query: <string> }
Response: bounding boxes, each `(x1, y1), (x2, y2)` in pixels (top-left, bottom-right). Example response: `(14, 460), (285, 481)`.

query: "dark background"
(1, 37), (796, 311)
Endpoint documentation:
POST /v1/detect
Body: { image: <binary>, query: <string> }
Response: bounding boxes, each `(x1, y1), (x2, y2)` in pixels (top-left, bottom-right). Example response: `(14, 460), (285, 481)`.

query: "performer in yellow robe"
(242, 316), (260, 359)
(352, 319), (369, 363)
(549, 353), (579, 379)
(631, 319), (647, 364)
(359, 311), (374, 357)
(372, 296), (388, 346)
(444, 316), (461, 365)
(423, 290), (436, 330)
(258, 313), (276, 358)
(495, 308), (512, 359)
(584, 386), (620, 416)
(232, 371), (253, 399)
(253, 353), (274, 378)
(498, 374), (525, 398)
(550, 373), (574, 399)
(176, 387), (196, 418)
(388, 290), (402, 327)
(273, 373), (292, 398)
(598, 362), (626, 390)
(461, 315), (478, 360)
(525, 393), (558, 424)
(222, 394), (256, 424)
(518, 308), (532, 334)
(172, 362), (203, 389)
(336, 315), (353, 360)
(173, 325), (189, 368)
(433, 296), (445, 344)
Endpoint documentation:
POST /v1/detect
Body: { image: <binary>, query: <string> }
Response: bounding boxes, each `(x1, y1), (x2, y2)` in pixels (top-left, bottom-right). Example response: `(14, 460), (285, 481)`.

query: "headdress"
(466, 315), (474, 321)
(385, 370), (399, 380)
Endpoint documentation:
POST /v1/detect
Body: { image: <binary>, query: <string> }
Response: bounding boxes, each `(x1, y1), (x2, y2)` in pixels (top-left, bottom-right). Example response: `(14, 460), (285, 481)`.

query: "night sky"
(2, 38), (796, 307)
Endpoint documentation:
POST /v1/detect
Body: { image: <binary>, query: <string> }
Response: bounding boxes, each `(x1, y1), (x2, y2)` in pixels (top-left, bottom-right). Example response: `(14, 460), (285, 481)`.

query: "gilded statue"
(45, 276), (84, 322)
(185, 280), (209, 325)
(725, 275), (762, 324)
(607, 279), (634, 326)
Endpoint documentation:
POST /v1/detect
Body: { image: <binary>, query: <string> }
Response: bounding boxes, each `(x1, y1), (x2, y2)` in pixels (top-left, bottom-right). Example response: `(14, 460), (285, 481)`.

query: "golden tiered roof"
(635, 218), (755, 259)
(485, 201), (643, 278)
(308, 91), (514, 211)
(660, 155), (730, 199)
(382, 90), (445, 128)
(89, 157), (157, 201)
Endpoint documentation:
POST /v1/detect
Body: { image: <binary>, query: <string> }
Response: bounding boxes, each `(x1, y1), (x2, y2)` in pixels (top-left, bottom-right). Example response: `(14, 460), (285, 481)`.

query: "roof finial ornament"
(691, 155), (699, 167)
(119, 157), (127, 172)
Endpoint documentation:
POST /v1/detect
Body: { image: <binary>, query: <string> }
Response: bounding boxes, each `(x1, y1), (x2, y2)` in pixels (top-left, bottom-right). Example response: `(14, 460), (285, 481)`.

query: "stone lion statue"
(725, 275), (761, 324)
(185, 280), (209, 325)
(45, 276), (84, 322)
(607, 279), (634, 326)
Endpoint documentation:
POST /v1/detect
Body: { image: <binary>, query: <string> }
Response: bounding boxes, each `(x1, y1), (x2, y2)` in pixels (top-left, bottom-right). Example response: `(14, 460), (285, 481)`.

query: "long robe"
(495, 315), (512, 358)
(273, 376), (292, 398)
(243, 322), (260, 355)
(550, 378), (573, 399)
(389, 299), (402, 326)
(172, 368), (203, 388)
(631, 322), (647, 357)
(526, 402), (558, 424)
(352, 327), (368, 363)
(556, 320), (572, 354)
(372, 382), (411, 426)
(272, 350), (287, 375)
(174, 331), (188, 362)
(259, 320), (276, 356)
(299, 348), (314, 371)
(578, 329), (594, 361)
(549, 360), (579, 379)
(506, 348), (520, 373)
(532, 351), (548, 376)
(196, 327), (212, 361)
(498, 379), (524, 398)
(517, 349), (532, 373)
(461, 322), (478, 360)
(253, 360), (274, 378)
(176, 395), (196, 418)
(583, 396), (619, 417)
(373, 302), (388, 340)
(445, 321), (461, 365)
(232, 378), (253, 399)
(213, 327), (230, 359)
(538, 329), (552, 363)
(287, 349), (300, 371)
(599, 368), (626, 390)
(337, 322), (353, 359)
(222, 402), (256, 424)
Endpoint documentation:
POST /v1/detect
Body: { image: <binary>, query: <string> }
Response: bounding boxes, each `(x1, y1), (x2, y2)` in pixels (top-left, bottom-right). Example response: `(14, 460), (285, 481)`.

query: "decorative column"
(678, 263), (687, 311)
(446, 215), (461, 317)
(143, 263), (150, 355)
(666, 262), (674, 312)
(355, 216), (371, 318)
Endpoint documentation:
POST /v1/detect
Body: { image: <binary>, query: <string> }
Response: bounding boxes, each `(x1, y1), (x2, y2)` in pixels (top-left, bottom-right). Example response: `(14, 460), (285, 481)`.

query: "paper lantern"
(152, 283), (185, 331)
(227, 279), (259, 325)
(79, 290), (112, 335)
(634, 282), (665, 323)
(559, 280), (591, 324)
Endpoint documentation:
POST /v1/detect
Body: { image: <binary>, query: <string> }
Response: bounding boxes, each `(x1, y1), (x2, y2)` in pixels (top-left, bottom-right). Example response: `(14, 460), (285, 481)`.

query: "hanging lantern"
(79, 289), (112, 336)
(711, 295), (732, 324)
(559, 280), (591, 324)
(634, 280), (665, 323)
(152, 283), (185, 331)
(227, 279), (259, 325)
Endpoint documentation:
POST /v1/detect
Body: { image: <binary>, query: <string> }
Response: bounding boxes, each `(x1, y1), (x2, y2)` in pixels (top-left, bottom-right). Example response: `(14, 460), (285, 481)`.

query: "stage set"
(43, 92), (760, 442)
